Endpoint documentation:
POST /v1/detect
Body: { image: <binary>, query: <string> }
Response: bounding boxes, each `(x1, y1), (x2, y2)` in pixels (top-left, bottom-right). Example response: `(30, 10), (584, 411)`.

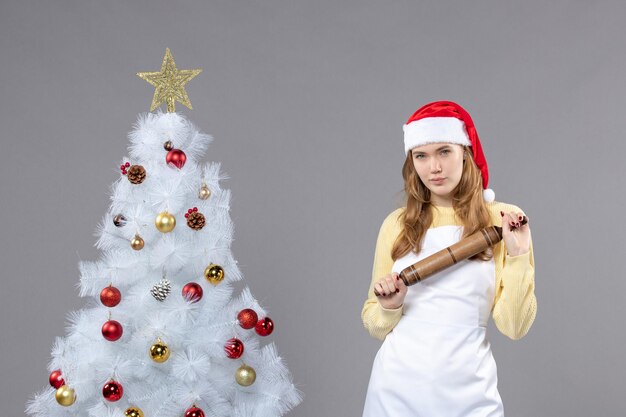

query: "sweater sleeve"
(361, 209), (404, 341)
(491, 205), (538, 340)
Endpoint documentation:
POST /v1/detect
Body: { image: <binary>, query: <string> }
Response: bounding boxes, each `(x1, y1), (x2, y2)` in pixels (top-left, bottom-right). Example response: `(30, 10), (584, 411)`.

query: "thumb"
(394, 273), (407, 289)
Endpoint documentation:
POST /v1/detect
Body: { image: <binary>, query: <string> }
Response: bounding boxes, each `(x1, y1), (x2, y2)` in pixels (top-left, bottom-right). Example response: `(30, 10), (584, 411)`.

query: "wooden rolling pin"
(373, 216), (527, 297)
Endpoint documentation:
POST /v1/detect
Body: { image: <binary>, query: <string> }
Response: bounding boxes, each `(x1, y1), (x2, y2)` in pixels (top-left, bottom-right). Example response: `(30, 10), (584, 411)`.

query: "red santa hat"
(403, 100), (495, 202)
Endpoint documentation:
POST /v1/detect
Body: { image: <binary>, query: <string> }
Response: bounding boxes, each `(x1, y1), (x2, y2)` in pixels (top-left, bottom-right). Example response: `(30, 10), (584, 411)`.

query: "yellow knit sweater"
(361, 201), (537, 341)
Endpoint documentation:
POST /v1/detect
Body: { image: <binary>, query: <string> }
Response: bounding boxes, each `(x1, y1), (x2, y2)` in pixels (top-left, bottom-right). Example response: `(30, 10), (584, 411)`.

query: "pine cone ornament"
(185, 207), (205, 230)
(127, 165), (146, 184)
(151, 278), (171, 301)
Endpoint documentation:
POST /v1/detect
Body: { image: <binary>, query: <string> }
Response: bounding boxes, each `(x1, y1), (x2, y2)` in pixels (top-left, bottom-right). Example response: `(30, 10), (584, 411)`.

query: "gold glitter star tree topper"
(137, 48), (202, 113)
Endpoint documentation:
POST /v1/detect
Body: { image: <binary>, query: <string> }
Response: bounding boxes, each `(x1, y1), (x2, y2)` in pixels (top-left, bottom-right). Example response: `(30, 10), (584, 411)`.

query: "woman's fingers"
(374, 282), (386, 296)
(374, 282), (392, 297)
(375, 273), (407, 309)
(382, 275), (397, 295)
(508, 212), (519, 228)
(518, 212), (529, 226)
(500, 211), (520, 229)
(374, 274), (401, 296)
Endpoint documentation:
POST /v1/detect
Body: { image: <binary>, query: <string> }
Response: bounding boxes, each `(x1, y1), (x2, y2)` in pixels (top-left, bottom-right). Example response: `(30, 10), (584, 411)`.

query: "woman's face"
(410, 142), (465, 206)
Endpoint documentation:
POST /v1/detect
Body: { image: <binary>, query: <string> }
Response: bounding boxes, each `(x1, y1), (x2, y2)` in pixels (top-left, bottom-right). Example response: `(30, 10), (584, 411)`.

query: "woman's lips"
(431, 178), (446, 184)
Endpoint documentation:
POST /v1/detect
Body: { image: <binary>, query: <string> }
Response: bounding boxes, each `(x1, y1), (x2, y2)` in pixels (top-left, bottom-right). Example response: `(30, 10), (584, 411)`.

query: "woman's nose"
(430, 159), (442, 172)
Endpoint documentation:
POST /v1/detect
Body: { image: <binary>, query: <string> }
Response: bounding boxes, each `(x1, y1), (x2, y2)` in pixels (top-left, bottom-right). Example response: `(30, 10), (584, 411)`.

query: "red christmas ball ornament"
(224, 338), (244, 359)
(255, 317), (274, 336)
(185, 406), (205, 417)
(166, 149), (187, 169)
(182, 282), (203, 303)
(102, 320), (123, 341)
(237, 309), (258, 329)
(49, 369), (65, 389)
(103, 380), (123, 402)
(100, 285), (122, 307)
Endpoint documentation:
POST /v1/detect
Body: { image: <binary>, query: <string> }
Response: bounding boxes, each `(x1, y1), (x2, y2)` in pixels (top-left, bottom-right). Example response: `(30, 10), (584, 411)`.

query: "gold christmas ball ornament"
(125, 407), (145, 417)
(204, 263), (224, 285)
(164, 140), (173, 151)
(131, 234), (145, 250)
(55, 385), (76, 406)
(149, 339), (170, 363)
(235, 364), (256, 386)
(155, 211), (176, 233)
(199, 184), (211, 200)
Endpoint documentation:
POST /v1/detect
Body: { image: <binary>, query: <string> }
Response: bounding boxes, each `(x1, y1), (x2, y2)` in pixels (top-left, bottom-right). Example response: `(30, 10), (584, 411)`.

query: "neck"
(430, 195), (454, 207)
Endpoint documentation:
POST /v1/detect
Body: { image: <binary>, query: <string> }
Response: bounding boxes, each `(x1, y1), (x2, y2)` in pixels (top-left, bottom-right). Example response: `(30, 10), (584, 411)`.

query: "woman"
(361, 101), (537, 417)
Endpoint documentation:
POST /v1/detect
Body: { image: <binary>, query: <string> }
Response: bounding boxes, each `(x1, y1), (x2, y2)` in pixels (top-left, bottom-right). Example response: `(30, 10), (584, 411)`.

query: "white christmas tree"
(26, 49), (302, 417)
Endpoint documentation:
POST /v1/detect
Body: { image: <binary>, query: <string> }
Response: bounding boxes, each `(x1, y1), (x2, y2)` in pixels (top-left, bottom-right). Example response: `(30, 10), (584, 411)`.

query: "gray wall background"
(1, 1), (624, 415)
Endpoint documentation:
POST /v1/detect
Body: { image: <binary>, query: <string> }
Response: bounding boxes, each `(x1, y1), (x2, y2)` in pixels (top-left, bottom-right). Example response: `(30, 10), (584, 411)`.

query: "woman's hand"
(374, 272), (408, 309)
(500, 210), (531, 257)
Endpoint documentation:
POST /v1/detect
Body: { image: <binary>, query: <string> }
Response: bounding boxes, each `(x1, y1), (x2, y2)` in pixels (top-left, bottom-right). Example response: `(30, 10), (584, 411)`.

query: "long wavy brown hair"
(391, 145), (493, 262)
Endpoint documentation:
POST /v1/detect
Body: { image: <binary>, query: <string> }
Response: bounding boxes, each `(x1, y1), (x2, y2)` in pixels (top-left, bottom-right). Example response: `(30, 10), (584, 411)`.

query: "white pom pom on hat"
(482, 188), (495, 203)
(403, 100), (495, 202)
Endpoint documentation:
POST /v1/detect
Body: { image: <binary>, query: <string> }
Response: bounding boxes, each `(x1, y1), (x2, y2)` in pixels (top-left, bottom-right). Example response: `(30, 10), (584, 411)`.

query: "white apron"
(363, 225), (504, 417)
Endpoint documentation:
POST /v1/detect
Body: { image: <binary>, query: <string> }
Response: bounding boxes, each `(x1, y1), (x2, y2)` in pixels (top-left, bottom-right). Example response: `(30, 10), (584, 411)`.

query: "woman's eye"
(414, 150), (449, 159)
